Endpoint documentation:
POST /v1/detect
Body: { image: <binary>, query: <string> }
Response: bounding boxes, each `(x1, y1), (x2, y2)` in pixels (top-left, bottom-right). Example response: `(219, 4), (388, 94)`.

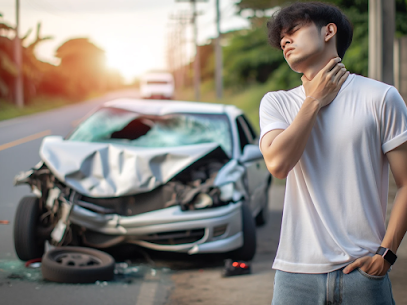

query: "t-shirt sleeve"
(259, 92), (289, 144)
(380, 87), (407, 154)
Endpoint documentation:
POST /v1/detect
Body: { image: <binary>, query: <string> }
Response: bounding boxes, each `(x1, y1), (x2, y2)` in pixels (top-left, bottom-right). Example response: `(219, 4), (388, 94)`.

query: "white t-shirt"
(259, 74), (407, 273)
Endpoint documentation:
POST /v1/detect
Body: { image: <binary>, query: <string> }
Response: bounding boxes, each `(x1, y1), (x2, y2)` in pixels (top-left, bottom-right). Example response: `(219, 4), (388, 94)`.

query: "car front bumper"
(69, 201), (243, 254)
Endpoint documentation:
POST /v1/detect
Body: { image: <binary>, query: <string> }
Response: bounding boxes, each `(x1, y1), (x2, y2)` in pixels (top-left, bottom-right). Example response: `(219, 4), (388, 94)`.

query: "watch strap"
(376, 246), (397, 265)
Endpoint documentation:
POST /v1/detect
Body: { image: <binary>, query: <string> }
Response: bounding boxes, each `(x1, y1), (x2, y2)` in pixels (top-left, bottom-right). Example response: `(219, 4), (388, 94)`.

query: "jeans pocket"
(357, 268), (386, 280)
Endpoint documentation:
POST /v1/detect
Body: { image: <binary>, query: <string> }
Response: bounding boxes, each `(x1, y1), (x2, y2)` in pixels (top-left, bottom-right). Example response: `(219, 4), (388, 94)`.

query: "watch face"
(385, 251), (397, 265)
(377, 247), (397, 265)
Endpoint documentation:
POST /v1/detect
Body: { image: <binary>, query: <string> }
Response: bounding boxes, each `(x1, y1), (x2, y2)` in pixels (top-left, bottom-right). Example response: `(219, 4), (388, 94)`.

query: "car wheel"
(41, 247), (115, 283)
(14, 196), (45, 261)
(230, 203), (257, 261)
(255, 180), (271, 226)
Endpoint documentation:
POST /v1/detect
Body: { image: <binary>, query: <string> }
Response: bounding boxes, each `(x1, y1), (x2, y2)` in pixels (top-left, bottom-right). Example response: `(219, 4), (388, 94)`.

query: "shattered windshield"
(68, 107), (233, 156)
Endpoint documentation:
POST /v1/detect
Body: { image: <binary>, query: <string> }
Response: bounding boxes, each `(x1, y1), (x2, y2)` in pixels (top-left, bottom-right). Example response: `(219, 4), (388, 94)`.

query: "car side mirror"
(239, 144), (263, 163)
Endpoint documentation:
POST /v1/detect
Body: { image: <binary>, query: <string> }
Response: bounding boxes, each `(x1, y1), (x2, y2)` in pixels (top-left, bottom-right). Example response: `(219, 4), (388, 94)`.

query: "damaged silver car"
(14, 99), (271, 262)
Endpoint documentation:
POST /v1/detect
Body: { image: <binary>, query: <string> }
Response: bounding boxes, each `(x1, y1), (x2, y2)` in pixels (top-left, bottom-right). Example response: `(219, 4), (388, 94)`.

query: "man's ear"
(324, 23), (337, 42)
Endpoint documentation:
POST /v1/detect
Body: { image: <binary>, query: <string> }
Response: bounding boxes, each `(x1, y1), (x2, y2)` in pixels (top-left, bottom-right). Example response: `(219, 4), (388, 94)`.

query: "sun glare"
(105, 44), (159, 83)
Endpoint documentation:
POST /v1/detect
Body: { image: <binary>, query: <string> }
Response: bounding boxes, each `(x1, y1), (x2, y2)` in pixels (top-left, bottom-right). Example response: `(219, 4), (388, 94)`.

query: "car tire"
(230, 203), (257, 261)
(14, 196), (45, 261)
(41, 247), (115, 283)
(255, 180), (271, 226)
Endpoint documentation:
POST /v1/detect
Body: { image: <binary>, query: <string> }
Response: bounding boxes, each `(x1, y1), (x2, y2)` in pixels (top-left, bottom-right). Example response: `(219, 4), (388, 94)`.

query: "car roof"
(141, 72), (174, 81)
(103, 98), (243, 117)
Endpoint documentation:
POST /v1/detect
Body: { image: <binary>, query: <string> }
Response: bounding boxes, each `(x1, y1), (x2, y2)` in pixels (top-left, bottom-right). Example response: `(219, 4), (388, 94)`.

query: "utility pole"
(368, 0), (395, 85)
(177, 18), (185, 89)
(165, 25), (173, 73)
(14, 0), (24, 108)
(191, 0), (201, 101)
(215, 0), (223, 99)
(176, 0), (207, 101)
(170, 11), (190, 92)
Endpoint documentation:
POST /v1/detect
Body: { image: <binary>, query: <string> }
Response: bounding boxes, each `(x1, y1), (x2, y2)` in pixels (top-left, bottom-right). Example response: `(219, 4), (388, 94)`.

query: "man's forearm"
(381, 186), (407, 253)
(261, 97), (321, 179)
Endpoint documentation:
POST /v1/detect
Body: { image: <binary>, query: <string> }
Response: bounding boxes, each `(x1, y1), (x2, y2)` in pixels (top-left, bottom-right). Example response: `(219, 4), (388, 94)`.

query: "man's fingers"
(333, 66), (347, 83)
(337, 71), (350, 87)
(343, 257), (368, 274)
(343, 261), (360, 274)
(323, 57), (341, 73)
(327, 63), (345, 78)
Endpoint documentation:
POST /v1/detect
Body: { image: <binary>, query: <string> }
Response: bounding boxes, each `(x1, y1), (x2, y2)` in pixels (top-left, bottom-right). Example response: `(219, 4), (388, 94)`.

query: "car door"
(236, 115), (270, 215)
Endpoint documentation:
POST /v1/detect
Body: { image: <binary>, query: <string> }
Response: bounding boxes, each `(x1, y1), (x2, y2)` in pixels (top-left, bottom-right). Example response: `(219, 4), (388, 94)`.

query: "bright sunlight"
(105, 42), (158, 83)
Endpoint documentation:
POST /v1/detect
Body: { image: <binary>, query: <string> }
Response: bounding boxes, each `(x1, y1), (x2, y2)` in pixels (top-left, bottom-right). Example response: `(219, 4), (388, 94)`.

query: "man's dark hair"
(267, 2), (353, 59)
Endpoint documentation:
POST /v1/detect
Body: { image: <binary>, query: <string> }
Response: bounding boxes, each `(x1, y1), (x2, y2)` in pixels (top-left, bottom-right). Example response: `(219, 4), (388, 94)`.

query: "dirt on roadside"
(166, 183), (285, 305)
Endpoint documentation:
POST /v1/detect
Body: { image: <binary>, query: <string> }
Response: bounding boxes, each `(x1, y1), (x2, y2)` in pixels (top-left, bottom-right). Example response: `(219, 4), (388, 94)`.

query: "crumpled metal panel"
(39, 136), (221, 198)
(214, 159), (247, 202)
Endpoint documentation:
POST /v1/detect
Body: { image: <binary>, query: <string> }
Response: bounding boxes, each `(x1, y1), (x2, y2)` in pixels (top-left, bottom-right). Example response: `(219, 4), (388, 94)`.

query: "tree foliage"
(0, 13), (18, 98)
(217, 0), (407, 91)
(222, 26), (287, 87)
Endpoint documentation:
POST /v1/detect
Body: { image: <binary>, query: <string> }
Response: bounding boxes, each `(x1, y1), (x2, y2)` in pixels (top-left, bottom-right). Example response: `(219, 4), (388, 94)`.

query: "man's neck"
(301, 53), (339, 81)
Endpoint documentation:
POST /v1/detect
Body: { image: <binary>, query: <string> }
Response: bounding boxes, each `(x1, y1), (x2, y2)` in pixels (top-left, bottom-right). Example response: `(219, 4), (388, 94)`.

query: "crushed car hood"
(39, 136), (224, 198)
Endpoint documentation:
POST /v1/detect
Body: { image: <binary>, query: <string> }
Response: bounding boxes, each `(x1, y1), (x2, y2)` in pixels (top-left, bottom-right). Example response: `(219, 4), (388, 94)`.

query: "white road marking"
(0, 130), (51, 151)
(135, 282), (158, 305)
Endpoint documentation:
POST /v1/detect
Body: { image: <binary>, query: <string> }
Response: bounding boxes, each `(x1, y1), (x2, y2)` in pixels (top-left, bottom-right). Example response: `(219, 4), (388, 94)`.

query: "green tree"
(229, 0), (407, 91)
(0, 15), (58, 103)
(0, 12), (18, 100)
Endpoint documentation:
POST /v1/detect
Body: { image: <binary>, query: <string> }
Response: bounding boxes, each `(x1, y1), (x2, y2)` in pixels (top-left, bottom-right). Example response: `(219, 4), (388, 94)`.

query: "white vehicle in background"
(140, 71), (175, 100)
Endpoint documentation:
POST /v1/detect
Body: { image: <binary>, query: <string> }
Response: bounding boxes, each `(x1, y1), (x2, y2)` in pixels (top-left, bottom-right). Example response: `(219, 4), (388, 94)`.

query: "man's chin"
(286, 61), (303, 73)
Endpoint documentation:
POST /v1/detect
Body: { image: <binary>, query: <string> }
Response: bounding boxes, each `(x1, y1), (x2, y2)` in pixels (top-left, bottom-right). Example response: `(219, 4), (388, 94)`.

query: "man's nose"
(281, 38), (291, 49)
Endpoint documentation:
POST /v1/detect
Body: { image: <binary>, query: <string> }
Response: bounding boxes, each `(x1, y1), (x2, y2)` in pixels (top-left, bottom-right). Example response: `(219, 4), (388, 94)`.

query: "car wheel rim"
(54, 253), (102, 267)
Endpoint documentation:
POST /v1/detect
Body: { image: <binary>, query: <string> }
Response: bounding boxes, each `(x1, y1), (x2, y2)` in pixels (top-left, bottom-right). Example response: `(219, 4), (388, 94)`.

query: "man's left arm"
(343, 141), (407, 275)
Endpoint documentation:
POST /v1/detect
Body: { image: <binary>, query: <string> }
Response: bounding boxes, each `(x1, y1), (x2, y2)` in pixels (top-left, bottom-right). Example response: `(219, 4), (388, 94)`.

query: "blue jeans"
(272, 267), (395, 305)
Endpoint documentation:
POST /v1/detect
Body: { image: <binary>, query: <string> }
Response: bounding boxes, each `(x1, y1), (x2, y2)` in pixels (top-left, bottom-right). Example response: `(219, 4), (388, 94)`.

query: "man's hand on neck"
(301, 54), (340, 81)
(301, 57), (349, 109)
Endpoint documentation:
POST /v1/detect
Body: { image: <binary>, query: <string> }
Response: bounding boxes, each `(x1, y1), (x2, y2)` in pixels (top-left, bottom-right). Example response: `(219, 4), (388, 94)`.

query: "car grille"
(140, 229), (205, 245)
(78, 185), (173, 216)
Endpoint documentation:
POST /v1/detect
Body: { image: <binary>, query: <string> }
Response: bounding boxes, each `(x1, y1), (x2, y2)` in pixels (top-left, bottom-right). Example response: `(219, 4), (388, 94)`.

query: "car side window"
(241, 115), (257, 143)
(236, 116), (251, 153)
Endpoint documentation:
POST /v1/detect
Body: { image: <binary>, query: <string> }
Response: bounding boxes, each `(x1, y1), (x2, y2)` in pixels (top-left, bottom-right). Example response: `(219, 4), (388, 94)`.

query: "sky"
(0, 0), (249, 83)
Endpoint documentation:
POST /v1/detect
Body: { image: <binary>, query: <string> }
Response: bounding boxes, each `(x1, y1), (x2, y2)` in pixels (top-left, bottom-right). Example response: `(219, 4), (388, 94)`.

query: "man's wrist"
(304, 96), (322, 111)
(376, 246), (397, 265)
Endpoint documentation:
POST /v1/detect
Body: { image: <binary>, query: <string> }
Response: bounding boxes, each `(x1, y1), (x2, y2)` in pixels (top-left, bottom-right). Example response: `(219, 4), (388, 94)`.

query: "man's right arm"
(260, 98), (321, 179)
(260, 57), (349, 179)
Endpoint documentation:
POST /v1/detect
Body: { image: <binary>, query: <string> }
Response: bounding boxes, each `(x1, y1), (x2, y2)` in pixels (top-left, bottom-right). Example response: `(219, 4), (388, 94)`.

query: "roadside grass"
(0, 97), (74, 121)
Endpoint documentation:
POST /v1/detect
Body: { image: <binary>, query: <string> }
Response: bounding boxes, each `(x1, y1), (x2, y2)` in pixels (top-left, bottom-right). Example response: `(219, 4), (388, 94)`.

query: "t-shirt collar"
(300, 73), (355, 96)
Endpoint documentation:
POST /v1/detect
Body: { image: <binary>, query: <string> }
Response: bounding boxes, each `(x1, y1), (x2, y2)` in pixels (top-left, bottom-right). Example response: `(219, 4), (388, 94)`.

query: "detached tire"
(14, 196), (45, 261)
(41, 247), (115, 283)
(231, 203), (257, 261)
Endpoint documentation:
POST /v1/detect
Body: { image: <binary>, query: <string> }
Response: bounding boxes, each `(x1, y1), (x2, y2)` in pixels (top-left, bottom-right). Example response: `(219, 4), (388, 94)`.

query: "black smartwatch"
(376, 246), (397, 265)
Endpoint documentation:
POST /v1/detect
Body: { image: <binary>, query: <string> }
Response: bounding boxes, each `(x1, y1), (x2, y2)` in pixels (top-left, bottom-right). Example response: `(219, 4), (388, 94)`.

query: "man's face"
(280, 22), (325, 72)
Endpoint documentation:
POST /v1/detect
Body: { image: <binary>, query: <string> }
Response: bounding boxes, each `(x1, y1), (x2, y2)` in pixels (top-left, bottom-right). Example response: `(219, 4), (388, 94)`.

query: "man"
(260, 2), (407, 304)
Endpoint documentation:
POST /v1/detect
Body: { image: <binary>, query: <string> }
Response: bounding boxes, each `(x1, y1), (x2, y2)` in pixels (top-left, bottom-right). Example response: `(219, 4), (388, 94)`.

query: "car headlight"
(193, 193), (213, 209)
(219, 182), (234, 202)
